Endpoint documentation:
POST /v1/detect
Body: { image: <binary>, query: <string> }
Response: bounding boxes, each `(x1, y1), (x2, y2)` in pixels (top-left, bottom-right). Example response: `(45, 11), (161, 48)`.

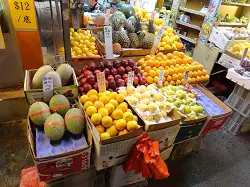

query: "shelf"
(176, 20), (201, 31)
(221, 1), (250, 7)
(218, 22), (248, 26)
(177, 33), (197, 44)
(179, 7), (206, 17)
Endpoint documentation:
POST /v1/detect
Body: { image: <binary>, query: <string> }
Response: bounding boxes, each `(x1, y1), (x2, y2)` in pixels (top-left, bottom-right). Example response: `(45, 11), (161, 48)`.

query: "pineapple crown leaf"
(135, 16), (142, 33)
(148, 19), (155, 34)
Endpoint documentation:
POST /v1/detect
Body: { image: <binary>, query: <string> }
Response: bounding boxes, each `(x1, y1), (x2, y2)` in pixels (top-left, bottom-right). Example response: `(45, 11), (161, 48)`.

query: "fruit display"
(28, 95), (85, 141)
(70, 28), (101, 58)
(119, 84), (174, 125)
(156, 7), (172, 18)
(221, 27), (250, 39)
(228, 42), (250, 58)
(83, 15), (94, 25)
(32, 64), (73, 89)
(156, 27), (184, 51)
(80, 89), (140, 141)
(76, 59), (147, 95)
(218, 14), (248, 24)
(137, 52), (209, 86)
(134, 7), (151, 22)
(160, 85), (206, 121)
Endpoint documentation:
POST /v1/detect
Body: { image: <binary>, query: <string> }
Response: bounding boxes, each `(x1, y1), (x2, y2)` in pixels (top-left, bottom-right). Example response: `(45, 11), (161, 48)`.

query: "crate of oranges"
(137, 51), (209, 86)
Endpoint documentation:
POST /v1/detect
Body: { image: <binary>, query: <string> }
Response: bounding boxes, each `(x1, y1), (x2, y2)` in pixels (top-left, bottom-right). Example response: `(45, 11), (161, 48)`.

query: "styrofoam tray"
(226, 68), (250, 90)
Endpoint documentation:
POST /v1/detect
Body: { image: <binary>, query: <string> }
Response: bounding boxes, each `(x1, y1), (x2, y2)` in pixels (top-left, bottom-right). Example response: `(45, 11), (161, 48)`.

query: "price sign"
(104, 8), (110, 25)
(150, 28), (164, 55)
(158, 71), (164, 87)
(127, 71), (134, 87)
(163, 16), (170, 26)
(43, 76), (53, 102)
(0, 26), (5, 49)
(97, 72), (106, 92)
(9, 0), (38, 31)
(104, 26), (113, 58)
(184, 71), (190, 85)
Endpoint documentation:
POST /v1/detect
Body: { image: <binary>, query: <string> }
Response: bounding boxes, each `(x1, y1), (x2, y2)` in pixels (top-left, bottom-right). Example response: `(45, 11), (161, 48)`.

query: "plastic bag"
(20, 167), (47, 187)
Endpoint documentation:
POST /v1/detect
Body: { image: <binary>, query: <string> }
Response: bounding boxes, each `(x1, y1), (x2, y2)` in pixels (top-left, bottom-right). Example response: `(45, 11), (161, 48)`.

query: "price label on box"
(104, 26), (113, 58)
(97, 72), (106, 92)
(0, 26), (5, 49)
(43, 76), (53, 102)
(127, 71), (134, 87)
(158, 71), (164, 87)
(8, 0), (38, 31)
(150, 28), (164, 55)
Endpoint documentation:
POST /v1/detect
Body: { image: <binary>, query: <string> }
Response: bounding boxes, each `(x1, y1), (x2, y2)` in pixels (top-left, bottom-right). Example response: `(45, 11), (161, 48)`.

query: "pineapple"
(126, 21), (140, 48)
(113, 43), (122, 54)
(111, 16), (120, 43)
(118, 28), (130, 48)
(138, 32), (145, 48)
(141, 19), (155, 49)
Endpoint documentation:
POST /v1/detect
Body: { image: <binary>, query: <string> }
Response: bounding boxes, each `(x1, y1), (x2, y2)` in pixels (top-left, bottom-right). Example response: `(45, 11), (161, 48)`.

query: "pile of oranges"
(137, 52), (209, 86)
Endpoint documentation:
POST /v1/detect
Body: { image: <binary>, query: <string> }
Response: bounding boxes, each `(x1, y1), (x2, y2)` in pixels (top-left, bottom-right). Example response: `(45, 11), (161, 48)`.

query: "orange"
(170, 65), (175, 69)
(176, 42), (183, 49)
(172, 74), (178, 81)
(154, 61), (160, 67)
(96, 125), (105, 134)
(200, 76), (205, 81)
(176, 79), (182, 85)
(173, 51), (179, 56)
(99, 95), (109, 105)
(88, 95), (98, 103)
(171, 59), (176, 66)
(144, 66), (151, 72)
(189, 71), (194, 78)
(160, 61), (166, 67)
(170, 81), (175, 85)
(145, 55), (152, 61)
(140, 70), (144, 74)
(173, 67), (179, 74)
(164, 81), (169, 86)
(143, 72), (148, 77)
(202, 69), (207, 76)
(147, 60), (154, 67)
(167, 53), (173, 59)
(159, 66), (164, 71)
(188, 77), (192, 83)
(116, 94), (125, 103)
(197, 70), (203, 76)
(179, 66), (185, 73)
(166, 60), (172, 66)
(164, 70), (169, 77)
(183, 58), (188, 64)
(153, 67), (158, 71)
(181, 79), (184, 84)
(138, 59), (145, 66)
(166, 39), (173, 45)
(111, 109), (124, 120)
(80, 95), (88, 104)
(156, 69), (161, 76)
(102, 116), (113, 128)
(167, 75), (172, 82)
(87, 89), (98, 97)
(178, 73), (184, 79)
(168, 68), (174, 75)
(154, 76), (159, 83)
(176, 58), (183, 64)
(198, 64), (204, 70)
(191, 77), (196, 83)
(156, 56), (162, 61)
(196, 76), (201, 82)
(187, 57), (193, 63)
(156, 52), (164, 57)
(192, 71), (198, 78)
(146, 76), (154, 84)
(178, 52), (185, 59)
(148, 70), (156, 77)
(163, 55), (167, 60)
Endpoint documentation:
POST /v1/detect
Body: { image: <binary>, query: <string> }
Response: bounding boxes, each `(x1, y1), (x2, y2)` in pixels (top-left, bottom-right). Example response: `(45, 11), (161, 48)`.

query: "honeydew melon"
(56, 64), (73, 86)
(28, 102), (51, 126)
(32, 65), (53, 89)
(65, 108), (85, 134)
(45, 71), (62, 88)
(49, 95), (70, 116)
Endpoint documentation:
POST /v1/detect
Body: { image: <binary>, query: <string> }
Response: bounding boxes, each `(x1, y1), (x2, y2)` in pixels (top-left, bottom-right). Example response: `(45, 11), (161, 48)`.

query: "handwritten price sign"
(158, 71), (164, 87)
(97, 72), (106, 92)
(43, 76), (53, 102)
(150, 28), (164, 55)
(184, 71), (190, 85)
(127, 71), (134, 87)
(104, 26), (113, 58)
(9, 0), (38, 30)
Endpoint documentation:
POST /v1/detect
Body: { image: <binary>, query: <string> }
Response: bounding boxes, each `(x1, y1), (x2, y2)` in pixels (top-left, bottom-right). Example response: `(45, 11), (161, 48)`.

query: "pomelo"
(49, 95), (70, 116)
(44, 113), (65, 141)
(32, 65), (53, 89)
(65, 108), (85, 134)
(28, 102), (51, 126)
(56, 64), (73, 86)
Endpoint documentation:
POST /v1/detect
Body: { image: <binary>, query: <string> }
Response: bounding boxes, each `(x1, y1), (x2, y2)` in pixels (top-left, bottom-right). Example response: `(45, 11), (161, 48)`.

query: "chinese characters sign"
(43, 76), (53, 102)
(0, 26), (5, 49)
(127, 71), (134, 87)
(9, 0), (38, 31)
(158, 71), (164, 87)
(104, 26), (113, 58)
(150, 28), (164, 55)
(97, 72), (106, 92)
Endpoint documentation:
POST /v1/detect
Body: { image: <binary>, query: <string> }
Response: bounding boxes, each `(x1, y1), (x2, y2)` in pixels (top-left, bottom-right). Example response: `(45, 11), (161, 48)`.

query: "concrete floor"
(1, 120), (250, 187)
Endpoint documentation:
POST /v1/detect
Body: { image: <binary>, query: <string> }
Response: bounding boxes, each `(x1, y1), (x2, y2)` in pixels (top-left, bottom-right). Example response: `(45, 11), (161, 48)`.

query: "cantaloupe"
(44, 113), (65, 141)
(45, 71), (62, 88)
(49, 95), (70, 116)
(65, 108), (85, 134)
(32, 65), (53, 89)
(56, 64), (73, 86)
(28, 102), (51, 126)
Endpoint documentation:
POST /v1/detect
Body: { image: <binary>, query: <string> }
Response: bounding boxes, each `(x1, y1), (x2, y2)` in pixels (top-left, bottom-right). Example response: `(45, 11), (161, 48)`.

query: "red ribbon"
(52, 104), (70, 111)
(29, 110), (50, 118)
(65, 115), (84, 121)
(44, 121), (65, 128)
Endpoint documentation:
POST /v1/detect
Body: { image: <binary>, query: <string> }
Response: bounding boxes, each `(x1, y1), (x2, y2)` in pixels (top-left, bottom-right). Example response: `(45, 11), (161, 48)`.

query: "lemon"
(70, 28), (74, 33)
(106, 126), (118, 137)
(90, 37), (96, 42)
(101, 116), (112, 128)
(86, 106), (97, 116)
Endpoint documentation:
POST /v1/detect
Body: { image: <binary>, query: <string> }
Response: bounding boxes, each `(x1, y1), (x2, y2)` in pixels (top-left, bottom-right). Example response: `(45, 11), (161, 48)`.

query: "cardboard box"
(226, 68), (250, 90)
(27, 104), (92, 182)
(160, 145), (174, 160)
(225, 84), (250, 117)
(110, 165), (145, 187)
(217, 53), (241, 69)
(24, 68), (78, 105)
(170, 137), (202, 160)
(194, 84), (232, 136)
(208, 27), (231, 51)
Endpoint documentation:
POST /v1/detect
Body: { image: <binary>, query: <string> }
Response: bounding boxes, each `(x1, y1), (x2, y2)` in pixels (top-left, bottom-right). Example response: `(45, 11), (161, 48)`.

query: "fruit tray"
(36, 128), (88, 158)
(194, 88), (226, 116)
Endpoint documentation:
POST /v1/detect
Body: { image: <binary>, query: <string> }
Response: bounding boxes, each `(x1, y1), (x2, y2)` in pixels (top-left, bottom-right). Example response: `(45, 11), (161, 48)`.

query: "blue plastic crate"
(194, 88), (226, 116)
(36, 128), (88, 158)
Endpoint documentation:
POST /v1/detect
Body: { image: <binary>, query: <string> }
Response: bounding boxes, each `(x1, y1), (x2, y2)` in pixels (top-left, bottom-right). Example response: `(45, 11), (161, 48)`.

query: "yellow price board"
(0, 25), (5, 49)
(9, 0), (38, 31)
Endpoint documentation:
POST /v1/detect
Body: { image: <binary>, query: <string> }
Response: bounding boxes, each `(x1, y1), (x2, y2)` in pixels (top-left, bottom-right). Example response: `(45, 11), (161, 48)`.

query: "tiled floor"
(1, 120), (250, 187)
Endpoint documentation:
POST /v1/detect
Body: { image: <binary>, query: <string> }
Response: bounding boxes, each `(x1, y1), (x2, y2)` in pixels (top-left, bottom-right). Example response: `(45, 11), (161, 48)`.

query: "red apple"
(93, 82), (98, 91)
(122, 74), (128, 80)
(94, 69), (101, 76)
(121, 60), (128, 67)
(103, 68), (110, 77)
(133, 76), (139, 86)
(80, 78), (87, 86)
(133, 67), (140, 74)
(97, 62), (104, 70)
(111, 68), (118, 76)
(113, 60), (121, 68)
(125, 66), (132, 73)
(81, 65), (88, 73)
(105, 80), (109, 89)
(76, 69), (82, 76)
(104, 61), (113, 69)
(109, 80), (117, 90)
(128, 59), (135, 67)
(87, 74), (96, 84)
(139, 76), (147, 85)
(83, 83), (92, 93)
(118, 66), (125, 75)
(88, 62), (97, 71)
(114, 74), (122, 81)
(78, 86), (84, 93)
(114, 88), (119, 92)
(107, 75), (114, 82)
(117, 79), (125, 87)
(84, 70), (92, 77)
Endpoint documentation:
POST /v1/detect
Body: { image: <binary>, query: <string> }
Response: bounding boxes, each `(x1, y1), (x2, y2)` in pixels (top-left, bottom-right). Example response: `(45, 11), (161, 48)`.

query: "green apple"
(161, 88), (168, 93)
(170, 86), (177, 92)
(181, 92), (187, 99)
(183, 99), (191, 105)
(197, 106), (204, 113)
(167, 90), (175, 96)
(184, 106), (191, 114)
(174, 100), (181, 108)
(178, 85), (185, 90)
(176, 93), (183, 99)
(162, 102), (171, 110)
(180, 108), (185, 114)
(188, 115), (196, 120)
(191, 105), (200, 114)
(167, 97), (175, 103)
(197, 114), (204, 119)
(188, 93), (195, 98)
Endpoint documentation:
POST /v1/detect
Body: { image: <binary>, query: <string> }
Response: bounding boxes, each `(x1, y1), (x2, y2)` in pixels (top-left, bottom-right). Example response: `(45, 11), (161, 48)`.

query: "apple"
(133, 67), (140, 74)
(105, 80), (109, 88)
(117, 79), (125, 87)
(170, 86), (177, 92)
(178, 85), (185, 90)
(183, 99), (191, 105)
(104, 61), (113, 69)
(81, 65), (88, 73)
(188, 115), (196, 120)
(93, 69), (101, 76)
(107, 75), (114, 82)
(133, 76), (139, 86)
(184, 106), (191, 114)
(114, 75), (121, 81)
(128, 59), (135, 67)
(188, 93), (195, 98)
(174, 100), (181, 108)
(93, 82), (98, 91)
(78, 86), (84, 93)
(197, 106), (204, 113)
(103, 68), (110, 77)
(125, 66), (132, 73)
(97, 62), (104, 70)
(121, 60), (128, 67)
(83, 83), (92, 93)
(118, 66), (125, 75)
(167, 97), (175, 103)
(88, 62), (96, 71)
(109, 80), (117, 90)
(76, 69), (81, 76)
(111, 68), (118, 76)
(122, 74), (128, 80)
(113, 60), (121, 68)
(84, 70), (92, 77)
(167, 90), (175, 96)
(87, 74), (96, 84)
(176, 93), (183, 99)
(80, 78), (87, 85)
(139, 76), (147, 85)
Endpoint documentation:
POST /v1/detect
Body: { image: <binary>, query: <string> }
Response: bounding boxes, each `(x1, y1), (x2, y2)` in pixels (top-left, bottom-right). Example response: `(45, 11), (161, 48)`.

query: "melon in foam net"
(56, 64), (73, 86)
(65, 108), (85, 134)
(49, 94), (70, 116)
(45, 71), (62, 88)
(32, 65), (53, 89)
(44, 113), (65, 141)
(28, 102), (51, 126)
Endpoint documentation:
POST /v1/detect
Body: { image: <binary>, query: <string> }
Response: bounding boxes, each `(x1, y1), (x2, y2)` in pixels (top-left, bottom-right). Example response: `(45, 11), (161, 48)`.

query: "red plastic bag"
(123, 134), (170, 179)
(20, 167), (47, 187)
